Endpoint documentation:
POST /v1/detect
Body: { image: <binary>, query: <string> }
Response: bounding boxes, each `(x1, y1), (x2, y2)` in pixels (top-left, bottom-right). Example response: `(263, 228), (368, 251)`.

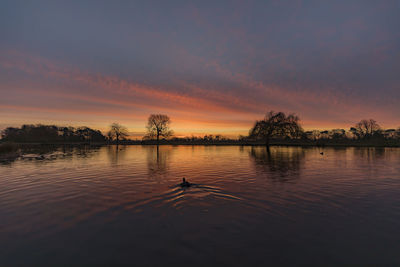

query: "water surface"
(1, 145), (399, 265)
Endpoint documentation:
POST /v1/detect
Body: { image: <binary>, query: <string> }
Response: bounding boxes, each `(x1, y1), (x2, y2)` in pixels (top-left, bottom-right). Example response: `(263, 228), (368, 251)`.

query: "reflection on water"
(250, 146), (305, 181)
(352, 147), (386, 161)
(146, 145), (172, 177)
(107, 145), (128, 166)
(0, 145), (400, 265)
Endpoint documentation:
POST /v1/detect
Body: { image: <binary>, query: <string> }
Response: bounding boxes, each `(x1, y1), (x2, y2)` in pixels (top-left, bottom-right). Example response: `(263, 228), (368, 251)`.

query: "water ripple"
(0, 145), (400, 265)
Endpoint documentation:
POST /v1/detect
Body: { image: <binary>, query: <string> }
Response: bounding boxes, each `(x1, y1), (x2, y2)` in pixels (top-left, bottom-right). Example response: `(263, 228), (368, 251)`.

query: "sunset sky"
(1, 1), (399, 137)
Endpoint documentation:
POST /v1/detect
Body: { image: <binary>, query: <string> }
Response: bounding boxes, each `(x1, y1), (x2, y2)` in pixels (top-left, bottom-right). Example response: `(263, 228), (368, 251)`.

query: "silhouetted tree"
(352, 119), (380, 139)
(203, 134), (214, 141)
(146, 114), (173, 143)
(320, 130), (329, 139)
(106, 131), (113, 142)
(108, 123), (129, 144)
(349, 127), (360, 139)
(59, 127), (75, 142)
(384, 129), (396, 139)
(305, 130), (321, 141)
(1, 124), (105, 143)
(331, 129), (346, 139)
(76, 127), (105, 142)
(238, 135), (247, 141)
(1, 124), (58, 142)
(249, 111), (303, 146)
(1, 127), (21, 141)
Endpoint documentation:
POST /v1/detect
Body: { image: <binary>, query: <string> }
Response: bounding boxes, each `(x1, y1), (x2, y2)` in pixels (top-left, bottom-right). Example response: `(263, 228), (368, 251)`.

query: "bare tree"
(352, 119), (380, 139)
(108, 123), (129, 144)
(146, 114), (173, 143)
(249, 111), (303, 146)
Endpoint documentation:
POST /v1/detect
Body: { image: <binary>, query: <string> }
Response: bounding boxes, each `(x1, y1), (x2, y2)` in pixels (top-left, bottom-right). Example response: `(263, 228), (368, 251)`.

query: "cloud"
(1, 34), (399, 137)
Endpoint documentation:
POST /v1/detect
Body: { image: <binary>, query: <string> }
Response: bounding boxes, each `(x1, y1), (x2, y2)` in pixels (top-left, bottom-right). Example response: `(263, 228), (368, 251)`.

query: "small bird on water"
(180, 177), (191, 187)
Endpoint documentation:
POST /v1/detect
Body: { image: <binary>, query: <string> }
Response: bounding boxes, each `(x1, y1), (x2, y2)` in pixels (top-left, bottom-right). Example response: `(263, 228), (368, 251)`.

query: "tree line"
(1, 112), (400, 145)
(247, 112), (400, 144)
(1, 125), (106, 143)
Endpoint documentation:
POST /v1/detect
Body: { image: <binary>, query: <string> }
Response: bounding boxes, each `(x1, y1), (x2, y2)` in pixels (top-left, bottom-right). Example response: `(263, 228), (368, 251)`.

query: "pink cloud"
(1, 48), (399, 136)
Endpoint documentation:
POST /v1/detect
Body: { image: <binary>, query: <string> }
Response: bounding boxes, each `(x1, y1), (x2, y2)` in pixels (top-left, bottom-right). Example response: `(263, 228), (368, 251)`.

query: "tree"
(320, 130), (329, 139)
(59, 127), (75, 142)
(146, 114), (173, 143)
(352, 119), (380, 139)
(106, 131), (113, 142)
(76, 127), (105, 142)
(1, 124), (106, 143)
(330, 129), (346, 140)
(249, 111), (303, 146)
(311, 130), (321, 140)
(349, 127), (360, 139)
(108, 123), (129, 144)
(384, 129), (396, 139)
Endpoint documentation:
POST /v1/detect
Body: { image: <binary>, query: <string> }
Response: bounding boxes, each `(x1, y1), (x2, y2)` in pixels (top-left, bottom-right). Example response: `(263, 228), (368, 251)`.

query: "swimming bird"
(180, 177), (191, 187)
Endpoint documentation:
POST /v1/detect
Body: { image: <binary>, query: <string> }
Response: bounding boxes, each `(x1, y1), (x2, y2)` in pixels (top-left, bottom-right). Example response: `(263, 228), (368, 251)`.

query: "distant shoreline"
(2, 119), (399, 150)
(1, 140), (400, 148)
(1, 141), (399, 161)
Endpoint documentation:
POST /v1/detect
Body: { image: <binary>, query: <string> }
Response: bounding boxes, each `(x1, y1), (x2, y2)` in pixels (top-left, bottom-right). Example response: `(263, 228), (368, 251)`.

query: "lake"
(1, 145), (399, 265)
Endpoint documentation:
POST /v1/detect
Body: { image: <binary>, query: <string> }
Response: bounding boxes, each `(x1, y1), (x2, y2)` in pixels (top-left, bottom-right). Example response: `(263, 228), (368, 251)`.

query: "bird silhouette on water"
(180, 177), (191, 188)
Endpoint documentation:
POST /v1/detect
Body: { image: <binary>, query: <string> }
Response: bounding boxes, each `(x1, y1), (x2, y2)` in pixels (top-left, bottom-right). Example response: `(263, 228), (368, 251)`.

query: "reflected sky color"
(1, 1), (399, 136)
(1, 146), (400, 264)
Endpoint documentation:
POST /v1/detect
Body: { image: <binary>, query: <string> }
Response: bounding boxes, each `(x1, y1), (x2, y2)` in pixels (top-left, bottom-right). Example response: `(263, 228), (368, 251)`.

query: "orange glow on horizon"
(1, 49), (399, 137)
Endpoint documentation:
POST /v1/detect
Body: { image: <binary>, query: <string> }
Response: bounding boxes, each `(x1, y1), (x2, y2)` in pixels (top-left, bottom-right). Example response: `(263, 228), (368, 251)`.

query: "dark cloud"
(0, 0), (399, 135)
